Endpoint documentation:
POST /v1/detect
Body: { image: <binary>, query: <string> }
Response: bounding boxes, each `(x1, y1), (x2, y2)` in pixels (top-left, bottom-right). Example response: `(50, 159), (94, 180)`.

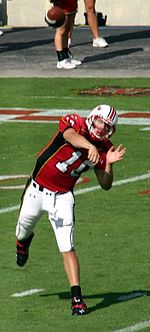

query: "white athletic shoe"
(70, 58), (82, 66)
(93, 37), (108, 48)
(68, 50), (82, 66)
(57, 59), (76, 69)
(0, 31), (3, 36)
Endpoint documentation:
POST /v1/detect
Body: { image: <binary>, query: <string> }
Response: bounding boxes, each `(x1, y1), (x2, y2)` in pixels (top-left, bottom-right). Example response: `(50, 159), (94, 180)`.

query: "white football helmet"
(86, 104), (118, 141)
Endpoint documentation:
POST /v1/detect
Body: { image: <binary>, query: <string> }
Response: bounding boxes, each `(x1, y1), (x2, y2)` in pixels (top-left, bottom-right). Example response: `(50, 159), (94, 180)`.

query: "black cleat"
(72, 296), (87, 316)
(16, 232), (34, 267)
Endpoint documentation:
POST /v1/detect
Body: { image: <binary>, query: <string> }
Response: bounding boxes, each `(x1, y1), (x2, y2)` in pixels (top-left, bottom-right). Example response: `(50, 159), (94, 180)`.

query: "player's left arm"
(95, 144), (126, 190)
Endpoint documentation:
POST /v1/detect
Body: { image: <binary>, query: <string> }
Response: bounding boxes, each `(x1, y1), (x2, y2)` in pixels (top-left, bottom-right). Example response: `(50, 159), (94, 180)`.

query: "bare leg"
(54, 14), (75, 51)
(54, 20), (66, 51)
(68, 12), (76, 47)
(84, 0), (99, 39)
(61, 250), (80, 286)
(61, 250), (87, 315)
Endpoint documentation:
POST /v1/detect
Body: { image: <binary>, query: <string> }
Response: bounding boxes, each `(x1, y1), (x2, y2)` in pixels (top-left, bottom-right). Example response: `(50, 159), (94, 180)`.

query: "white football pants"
(16, 180), (75, 252)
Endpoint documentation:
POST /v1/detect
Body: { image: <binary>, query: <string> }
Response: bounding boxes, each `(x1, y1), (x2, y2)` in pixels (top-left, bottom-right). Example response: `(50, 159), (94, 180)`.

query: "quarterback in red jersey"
(15, 105), (126, 316)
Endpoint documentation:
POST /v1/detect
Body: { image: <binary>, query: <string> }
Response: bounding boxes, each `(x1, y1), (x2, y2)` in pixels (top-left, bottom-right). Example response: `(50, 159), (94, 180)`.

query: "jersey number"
(56, 151), (91, 177)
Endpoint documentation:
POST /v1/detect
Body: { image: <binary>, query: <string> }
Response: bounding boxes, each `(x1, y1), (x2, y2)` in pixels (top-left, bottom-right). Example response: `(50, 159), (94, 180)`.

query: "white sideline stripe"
(0, 204), (20, 214)
(31, 96), (102, 100)
(112, 320), (150, 332)
(0, 185), (25, 189)
(1, 108), (150, 125)
(0, 174), (28, 180)
(11, 288), (45, 297)
(1, 119), (150, 125)
(0, 172), (150, 215)
(75, 172), (150, 195)
(119, 118), (150, 125)
(2, 108), (150, 116)
(140, 127), (150, 131)
(0, 108), (125, 116)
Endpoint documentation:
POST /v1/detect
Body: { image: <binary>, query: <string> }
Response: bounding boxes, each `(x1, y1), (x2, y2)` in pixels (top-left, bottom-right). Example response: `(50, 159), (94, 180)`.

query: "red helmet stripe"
(108, 107), (116, 121)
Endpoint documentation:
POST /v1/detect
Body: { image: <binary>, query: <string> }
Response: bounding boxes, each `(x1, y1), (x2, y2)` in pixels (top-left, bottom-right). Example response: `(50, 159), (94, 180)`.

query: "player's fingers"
(116, 144), (123, 151)
(120, 147), (126, 155)
(88, 152), (99, 164)
(118, 148), (126, 159)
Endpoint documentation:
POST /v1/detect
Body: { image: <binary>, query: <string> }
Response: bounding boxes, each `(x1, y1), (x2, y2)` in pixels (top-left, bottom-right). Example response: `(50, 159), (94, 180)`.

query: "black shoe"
(16, 233), (34, 267)
(72, 296), (87, 316)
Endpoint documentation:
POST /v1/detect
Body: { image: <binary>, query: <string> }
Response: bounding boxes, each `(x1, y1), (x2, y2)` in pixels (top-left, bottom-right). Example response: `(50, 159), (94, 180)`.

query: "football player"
(15, 105), (126, 315)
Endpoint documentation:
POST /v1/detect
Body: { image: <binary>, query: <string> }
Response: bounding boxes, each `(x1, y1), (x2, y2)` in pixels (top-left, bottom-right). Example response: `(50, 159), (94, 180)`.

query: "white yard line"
(112, 320), (150, 332)
(74, 172), (150, 195)
(11, 289), (45, 297)
(0, 172), (150, 214)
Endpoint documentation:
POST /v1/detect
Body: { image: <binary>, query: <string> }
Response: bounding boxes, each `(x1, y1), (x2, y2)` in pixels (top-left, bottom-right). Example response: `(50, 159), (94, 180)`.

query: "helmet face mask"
(86, 104), (118, 141)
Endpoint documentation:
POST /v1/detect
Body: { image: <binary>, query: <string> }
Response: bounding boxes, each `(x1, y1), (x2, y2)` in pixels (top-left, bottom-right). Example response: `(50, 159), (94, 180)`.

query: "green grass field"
(0, 78), (150, 332)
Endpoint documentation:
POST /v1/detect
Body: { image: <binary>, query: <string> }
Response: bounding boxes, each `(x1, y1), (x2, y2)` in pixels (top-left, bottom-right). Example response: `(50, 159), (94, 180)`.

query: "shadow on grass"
(40, 289), (150, 314)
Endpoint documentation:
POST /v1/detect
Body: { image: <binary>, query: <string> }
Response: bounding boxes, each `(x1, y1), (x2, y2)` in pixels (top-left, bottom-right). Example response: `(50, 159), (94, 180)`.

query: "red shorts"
(53, 0), (77, 14)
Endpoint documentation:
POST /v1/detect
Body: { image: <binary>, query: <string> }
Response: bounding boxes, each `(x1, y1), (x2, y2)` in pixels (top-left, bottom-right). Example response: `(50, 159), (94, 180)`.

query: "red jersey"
(32, 114), (113, 192)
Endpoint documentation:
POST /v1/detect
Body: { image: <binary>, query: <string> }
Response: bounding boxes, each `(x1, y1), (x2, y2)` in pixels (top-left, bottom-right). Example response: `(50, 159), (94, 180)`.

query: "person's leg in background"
(67, 11), (76, 48)
(84, 0), (108, 47)
(55, 13), (81, 69)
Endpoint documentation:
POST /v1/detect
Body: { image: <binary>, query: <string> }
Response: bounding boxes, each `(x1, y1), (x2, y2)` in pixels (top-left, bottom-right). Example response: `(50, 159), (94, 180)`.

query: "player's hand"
(106, 144), (126, 164)
(88, 144), (100, 165)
